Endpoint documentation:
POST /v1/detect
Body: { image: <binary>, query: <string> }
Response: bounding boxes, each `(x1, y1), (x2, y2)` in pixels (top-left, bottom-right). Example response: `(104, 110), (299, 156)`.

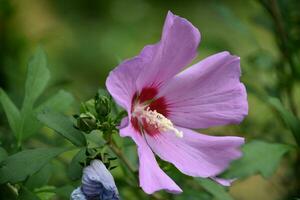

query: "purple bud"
(71, 160), (120, 200)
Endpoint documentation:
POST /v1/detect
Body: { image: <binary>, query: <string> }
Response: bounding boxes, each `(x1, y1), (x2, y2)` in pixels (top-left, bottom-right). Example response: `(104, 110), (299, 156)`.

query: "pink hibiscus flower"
(106, 11), (248, 194)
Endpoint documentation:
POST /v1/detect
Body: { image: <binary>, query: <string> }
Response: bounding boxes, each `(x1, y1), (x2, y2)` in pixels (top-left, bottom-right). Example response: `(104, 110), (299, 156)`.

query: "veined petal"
(106, 11), (200, 112)
(118, 116), (129, 129)
(145, 126), (244, 178)
(136, 11), (200, 91)
(120, 123), (182, 194)
(158, 51), (248, 129)
(106, 57), (144, 111)
(71, 187), (87, 200)
(81, 160), (119, 200)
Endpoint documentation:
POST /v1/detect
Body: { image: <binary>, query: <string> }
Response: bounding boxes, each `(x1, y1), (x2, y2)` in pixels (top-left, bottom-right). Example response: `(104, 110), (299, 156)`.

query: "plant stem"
(107, 139), (165, 200)
(267, 0), (298, 116)
(259, 0), (298, 116)
(286, 85), (298, 117)
(108, 141), (136, 175)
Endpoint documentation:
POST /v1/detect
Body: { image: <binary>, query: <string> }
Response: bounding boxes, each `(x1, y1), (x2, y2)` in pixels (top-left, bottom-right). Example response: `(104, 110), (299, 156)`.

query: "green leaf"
(18, 186), (40, 200)
(21, 110), (42, 140)
(35, 186), (56, 200)
(37, 110), (87, 147)
(0, 147), (8, 163)
(20, 90), (74, 140)
(22, 90), (74, 141)
(10, 47), (50, 143)
(0, 89), (20, 135)
(0, 148), (66, 184)
(68, 148), (86, 180)
(0, 48), (74, 144)
(268, 97), (300, 145)
(25, 163), (52, 190)
(196, 178), (233, 200)
(23, 47), (50, 108)
(222, 140), (291, 179)
(174, 186), (212, 200)
(36, 191), (55, 200)
(54, 185), (74, 199)
(36, 90), (74, 113)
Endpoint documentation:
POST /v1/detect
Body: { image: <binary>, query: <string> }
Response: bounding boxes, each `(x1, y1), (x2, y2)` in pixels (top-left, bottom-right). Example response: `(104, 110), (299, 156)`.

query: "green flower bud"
(95, 89), (112, 118)
(80, 99), (97, 116)
(76, 113), (97, 133)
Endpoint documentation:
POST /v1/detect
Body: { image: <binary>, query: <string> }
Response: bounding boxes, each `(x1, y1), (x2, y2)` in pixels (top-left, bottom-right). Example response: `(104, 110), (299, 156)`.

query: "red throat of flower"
(131, 87), (183, 138)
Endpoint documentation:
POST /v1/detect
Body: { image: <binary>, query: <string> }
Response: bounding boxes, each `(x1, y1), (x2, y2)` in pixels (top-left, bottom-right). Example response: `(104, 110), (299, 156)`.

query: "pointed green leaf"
(0, 147), (8, 163)
(54, 185), (74, 199)
(22, 90), (74, 140)
(174, 190), (211, 200)
(36, 90), (74, 113)
(16, 47), (50, 143)
(68, 148), (86, 180)
(18, 186), (40, 200)
(25, 163), (52, 190)
(37, 110), (87, 147)
(0, 48), (74, 143)
(0, 148), (66, 184)
(196, 178), (233, 200)
(20, 90), (74, 140)
(23, 47), (50, 108)
(0, 89), (20, 135)
(222, 140), (291, 179)
(21, 110), (42, 140)
(35, 186), (56, 200)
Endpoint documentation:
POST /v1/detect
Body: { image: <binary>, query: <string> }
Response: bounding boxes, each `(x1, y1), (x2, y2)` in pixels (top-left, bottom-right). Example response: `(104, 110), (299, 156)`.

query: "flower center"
(132, 104), (183, 138)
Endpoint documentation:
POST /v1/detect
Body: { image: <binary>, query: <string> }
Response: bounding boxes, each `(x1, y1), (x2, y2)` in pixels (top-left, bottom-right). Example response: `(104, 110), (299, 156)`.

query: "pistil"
(132, 105), (183, 138)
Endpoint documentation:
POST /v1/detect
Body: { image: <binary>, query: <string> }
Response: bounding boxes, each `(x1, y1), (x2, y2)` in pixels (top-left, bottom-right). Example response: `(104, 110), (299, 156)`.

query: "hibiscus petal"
(106, 11), (200, 111)
(106, 57), (144, 111)
(211, 177), (235, 186)
(120, 123), (182, 194)
(81, 160), (119, 199)
(136, 11), (200, 90)
(158, 51), (248, 129)
(145, 126), (244, 178)
(70, 187), (87, 200)
(118, 116), (129, 129)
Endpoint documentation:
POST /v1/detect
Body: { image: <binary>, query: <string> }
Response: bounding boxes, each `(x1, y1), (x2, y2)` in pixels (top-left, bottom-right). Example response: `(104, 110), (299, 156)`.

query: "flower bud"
(76, 113), (97, 133)
(70, 188), (87, 200)
(70, 160), (120, 200)
(95, 89), (112, 118)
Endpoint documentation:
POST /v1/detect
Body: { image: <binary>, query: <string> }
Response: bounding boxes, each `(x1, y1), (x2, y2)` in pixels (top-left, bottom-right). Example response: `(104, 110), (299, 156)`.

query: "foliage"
(222, 141), (292, 179)
(0, 48), (74, 147)
(0, 0), (300, 199)
(0, 147), (67, 184)
(37, 110), (86, 147)
(196, 178), (233, 200)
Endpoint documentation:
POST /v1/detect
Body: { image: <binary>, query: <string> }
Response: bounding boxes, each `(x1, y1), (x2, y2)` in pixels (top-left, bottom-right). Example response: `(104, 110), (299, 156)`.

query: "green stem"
(108, 141), (137, 175)
(267, 0), (298, 116)
(107, 139), (165, 200)
(286, 85), (298, 117)
(259, 0), (298, 117)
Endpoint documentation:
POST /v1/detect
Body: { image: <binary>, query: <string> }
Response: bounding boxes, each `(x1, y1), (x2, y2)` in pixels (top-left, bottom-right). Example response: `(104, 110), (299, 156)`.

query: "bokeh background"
(1, 0), (300, 199)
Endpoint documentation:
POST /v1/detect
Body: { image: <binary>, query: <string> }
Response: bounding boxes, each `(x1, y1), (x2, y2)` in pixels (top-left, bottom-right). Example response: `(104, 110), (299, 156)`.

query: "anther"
(135, 106), (183, 138)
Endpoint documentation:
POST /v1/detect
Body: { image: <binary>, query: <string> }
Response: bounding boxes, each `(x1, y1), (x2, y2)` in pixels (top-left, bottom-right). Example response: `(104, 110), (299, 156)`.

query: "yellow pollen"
(133, 106), (183, 138)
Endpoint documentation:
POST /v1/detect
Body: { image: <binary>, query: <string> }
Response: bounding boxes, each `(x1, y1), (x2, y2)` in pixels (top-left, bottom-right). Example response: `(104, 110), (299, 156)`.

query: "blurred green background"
(1, 0), (300, 199)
